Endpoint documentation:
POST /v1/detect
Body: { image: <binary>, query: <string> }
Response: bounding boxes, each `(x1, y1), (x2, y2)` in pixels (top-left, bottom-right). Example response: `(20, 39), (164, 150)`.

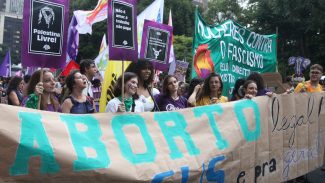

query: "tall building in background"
(0, 0), (6, 12)
(0, 0), (23, 64)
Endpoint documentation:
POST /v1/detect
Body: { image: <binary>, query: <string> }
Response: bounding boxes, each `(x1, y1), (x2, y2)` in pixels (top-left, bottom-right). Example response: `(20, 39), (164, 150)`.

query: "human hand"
(244, 94), (254, 99)
(117, 103), (126, 112)
(35, 82), (44, 96)
(194, 84), (202, 93)
(266, 92), (274, 97)
(210, 97), (220, 104)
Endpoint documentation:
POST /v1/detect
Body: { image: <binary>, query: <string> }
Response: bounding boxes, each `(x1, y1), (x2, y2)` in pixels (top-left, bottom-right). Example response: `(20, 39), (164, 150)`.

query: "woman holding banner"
(241, 80), (258, 99)
(105, 72), (144, 113)
(6, 76), (24, 106)
(188, 73), (228, 106)
(61, 70), (96, 114)
(24, 70), (60, 112)
(154, 75), (188, 111)
(125, 59), (160, 111)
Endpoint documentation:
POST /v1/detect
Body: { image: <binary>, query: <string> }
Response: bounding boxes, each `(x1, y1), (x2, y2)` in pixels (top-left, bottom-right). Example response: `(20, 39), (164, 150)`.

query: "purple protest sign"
(174, 60), (189, 82)
(140, 20), (173, 71)
(21, 0), (69, 69)
(108, 0), (137, 61)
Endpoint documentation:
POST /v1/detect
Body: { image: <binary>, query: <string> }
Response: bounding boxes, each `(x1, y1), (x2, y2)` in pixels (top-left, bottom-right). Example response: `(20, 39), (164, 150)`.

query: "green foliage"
(203, 0), (245, 25)
(164, 0), (195, 36)
(69, 1), (107, 62)
(246, 0), (325, 79)
(173, 35), (193, 82)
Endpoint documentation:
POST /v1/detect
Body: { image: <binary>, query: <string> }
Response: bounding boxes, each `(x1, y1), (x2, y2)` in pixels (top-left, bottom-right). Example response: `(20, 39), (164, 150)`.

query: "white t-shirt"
(138, 88), (160, 112)
(105, 97), (144, 113)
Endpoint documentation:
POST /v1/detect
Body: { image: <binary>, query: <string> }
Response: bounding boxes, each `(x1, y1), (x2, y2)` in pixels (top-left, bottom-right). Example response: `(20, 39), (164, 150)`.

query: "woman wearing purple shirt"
(154, 75), (188, 111)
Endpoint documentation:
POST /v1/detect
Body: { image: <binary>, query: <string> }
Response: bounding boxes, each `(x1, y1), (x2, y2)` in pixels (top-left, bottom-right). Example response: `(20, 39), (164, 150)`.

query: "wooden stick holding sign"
(37, 68), (43, 110)
(121, 60), (125, 104)
(107, 0), (138, 112)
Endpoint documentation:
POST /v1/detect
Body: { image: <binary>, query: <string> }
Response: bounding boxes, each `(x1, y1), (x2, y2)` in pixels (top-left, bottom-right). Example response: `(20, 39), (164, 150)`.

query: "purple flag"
(21, 0), (69, 69)
(25, 66), (38, 75)
(140, 20), (173, 71)
(108, 0), (137, 61)
(288, 56), (311, 77)
(0, 51), (10, 77)
(66, 15), (79, 62)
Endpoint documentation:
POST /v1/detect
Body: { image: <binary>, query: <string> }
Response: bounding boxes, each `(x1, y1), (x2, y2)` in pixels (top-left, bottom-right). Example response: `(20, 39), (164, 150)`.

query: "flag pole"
(37, 68), (43, 110)
(121, 59), (125, 103)
(8, 50), (11, 77)
(276, 26), (279, 73)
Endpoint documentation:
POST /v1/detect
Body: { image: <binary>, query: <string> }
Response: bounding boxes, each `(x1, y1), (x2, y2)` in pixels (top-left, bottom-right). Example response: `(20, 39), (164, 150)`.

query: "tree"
(139, 0), (196, 36)
(164, 0), (195, 36)
(173, 35), (193, 82)
(246, 0), (325, 78)
(203, 0), (245, 25)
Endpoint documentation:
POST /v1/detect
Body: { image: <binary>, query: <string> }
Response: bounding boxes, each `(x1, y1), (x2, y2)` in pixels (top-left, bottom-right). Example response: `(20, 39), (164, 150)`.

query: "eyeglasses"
(310, 71), (322, 75)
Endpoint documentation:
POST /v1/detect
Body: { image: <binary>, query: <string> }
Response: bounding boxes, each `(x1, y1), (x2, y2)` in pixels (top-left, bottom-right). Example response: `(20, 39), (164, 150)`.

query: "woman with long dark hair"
(106, 72), (144, 112)
(188, 73), (228, 106)
(6, 76), (24, 106)
(24, 70), (60, 111)
(154, 75), (188, 111)
(125, 59), (160, 111)
(61, 70), (96, 114)
(241, 80), (258, 99)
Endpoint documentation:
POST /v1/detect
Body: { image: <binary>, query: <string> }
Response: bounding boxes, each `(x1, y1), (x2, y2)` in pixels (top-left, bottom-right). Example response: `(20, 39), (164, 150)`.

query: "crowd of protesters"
(0, 59), (324, 115)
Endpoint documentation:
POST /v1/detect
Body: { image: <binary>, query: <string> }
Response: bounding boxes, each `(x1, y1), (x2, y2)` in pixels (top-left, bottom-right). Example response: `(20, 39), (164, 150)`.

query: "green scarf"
(118, 97), (134, 112)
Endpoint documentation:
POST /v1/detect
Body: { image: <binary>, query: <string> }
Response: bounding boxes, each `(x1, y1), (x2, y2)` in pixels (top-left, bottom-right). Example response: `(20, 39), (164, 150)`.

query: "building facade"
(0, 0), (23, 64)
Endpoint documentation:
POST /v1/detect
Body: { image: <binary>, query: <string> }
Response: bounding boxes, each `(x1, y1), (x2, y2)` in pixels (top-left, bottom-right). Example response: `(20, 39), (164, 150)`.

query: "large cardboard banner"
(108, 0), (137, 61)
(192, 8), (277, 96)
(21, 0), (69, 68)
(0, 93), (324, 182)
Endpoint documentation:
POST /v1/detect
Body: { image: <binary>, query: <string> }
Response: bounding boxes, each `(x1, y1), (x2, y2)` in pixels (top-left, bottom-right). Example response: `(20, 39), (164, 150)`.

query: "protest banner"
(288, 56), (311, 77)
(192, 8), (277, 96)
(107, 0), (137, 61)
(172, 60), (189, 82)
(0, 93), (324, 182)
(140, 20), (173, 71)
(21, 0), (69, 69)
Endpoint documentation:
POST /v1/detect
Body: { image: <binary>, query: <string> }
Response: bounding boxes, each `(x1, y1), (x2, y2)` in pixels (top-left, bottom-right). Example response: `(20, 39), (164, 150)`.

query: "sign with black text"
(140, 20), (172, 71)
(29, 0), (64, 55)
(22, 0), (69, 68)
(108, 0), (137, 61)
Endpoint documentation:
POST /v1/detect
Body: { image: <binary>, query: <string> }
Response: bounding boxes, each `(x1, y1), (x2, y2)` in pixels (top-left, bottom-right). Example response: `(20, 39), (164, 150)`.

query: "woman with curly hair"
(125, 59), (160, 111)
(61, 70), (96, 114)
